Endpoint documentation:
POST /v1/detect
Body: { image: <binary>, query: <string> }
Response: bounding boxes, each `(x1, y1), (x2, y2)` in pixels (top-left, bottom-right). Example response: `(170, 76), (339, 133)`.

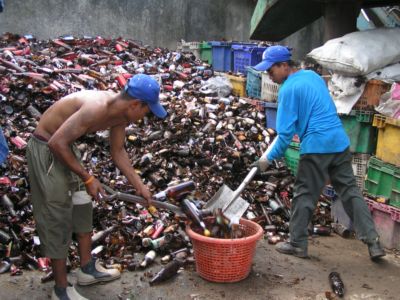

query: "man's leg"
(52, 259), (68, 288)
(72, 198), (121, 286)
(276, 153), (329, 257)
(76, 229), (121, 285)
(329, 149), (385, 259)
(76, 232), (92, 267)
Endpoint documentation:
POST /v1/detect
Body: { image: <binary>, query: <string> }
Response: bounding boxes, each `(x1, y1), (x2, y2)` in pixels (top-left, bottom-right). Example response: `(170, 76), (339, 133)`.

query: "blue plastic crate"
(231, 42), (257, 48)
(245, 67), (262, 99)
(209, 41), (232, 72)
(232, 45), (267, 75)
(323, 185), (337, 200)
(264, 102), (278, 129)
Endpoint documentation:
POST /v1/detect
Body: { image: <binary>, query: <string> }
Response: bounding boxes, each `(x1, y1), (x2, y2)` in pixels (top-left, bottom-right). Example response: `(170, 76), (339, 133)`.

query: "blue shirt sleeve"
(267, 84), (298, 161)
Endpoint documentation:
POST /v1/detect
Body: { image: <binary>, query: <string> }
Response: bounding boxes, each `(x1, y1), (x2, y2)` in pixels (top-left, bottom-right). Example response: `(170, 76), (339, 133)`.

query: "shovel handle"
(223, 147), (270, 212)
(230, 167), (258, 203)
(102, 185), (184, 216)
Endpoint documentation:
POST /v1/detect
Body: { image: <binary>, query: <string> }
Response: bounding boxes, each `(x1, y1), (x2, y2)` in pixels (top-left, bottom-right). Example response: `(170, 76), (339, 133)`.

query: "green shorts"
(27, 135), (93, 259)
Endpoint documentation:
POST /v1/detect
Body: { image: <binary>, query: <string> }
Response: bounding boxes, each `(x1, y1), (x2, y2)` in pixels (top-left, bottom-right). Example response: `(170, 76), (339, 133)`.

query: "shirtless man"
(26, 74), (167, 300)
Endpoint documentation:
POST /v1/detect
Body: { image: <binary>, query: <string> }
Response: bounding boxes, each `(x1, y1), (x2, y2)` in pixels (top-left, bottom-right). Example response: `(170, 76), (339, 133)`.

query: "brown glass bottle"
(154, 181), (196, 201)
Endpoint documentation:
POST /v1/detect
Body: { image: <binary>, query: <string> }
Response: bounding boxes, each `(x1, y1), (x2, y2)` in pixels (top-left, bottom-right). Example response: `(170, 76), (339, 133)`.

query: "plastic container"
(352, 153), (370, 190)
(231, 42), (257, 48)
(232, 45), (267, 75)
(186, 218), (263, 283)
(177, 41), (201, 60)
(364, 157), (400, 206)
(323, 185), (337, 200)
(284, 142), (300, 176)
(200, 42), (212, 64)
(331, 198), (353, 230)
(339, 110), (377, 154)
(224, 74), (246, 97)
(189, 42), (201, 60)
(264, 102), (278, 130)
(372, 114), (400, 167)
(365, 198), (400, 249)
(261, 72), (280, 102)
(210, 41), (232, 72)
(353, 80), (391, 111)
(245, 67), (262, 99)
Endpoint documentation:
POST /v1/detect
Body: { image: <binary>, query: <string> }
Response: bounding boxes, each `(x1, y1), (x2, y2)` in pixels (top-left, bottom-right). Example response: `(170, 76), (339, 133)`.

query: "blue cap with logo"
(124, 74), (167, 118)
(253, 45), (292, 72)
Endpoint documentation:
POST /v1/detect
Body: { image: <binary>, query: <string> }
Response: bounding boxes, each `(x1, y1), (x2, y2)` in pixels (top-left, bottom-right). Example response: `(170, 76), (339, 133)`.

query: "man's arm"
(48, 106), (105, 199)
(267, 86), (298, 161)
(109, 125), (152, 203)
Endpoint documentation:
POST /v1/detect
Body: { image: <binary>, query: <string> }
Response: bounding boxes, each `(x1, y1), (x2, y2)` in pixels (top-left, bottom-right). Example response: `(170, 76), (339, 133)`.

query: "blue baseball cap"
(253, 46), (292, 71)
(124, 74), (167, 118)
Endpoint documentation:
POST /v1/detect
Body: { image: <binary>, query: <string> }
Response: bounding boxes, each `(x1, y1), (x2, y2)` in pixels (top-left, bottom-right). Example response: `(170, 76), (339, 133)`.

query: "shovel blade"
(205, 184), (249, 222)
(204, 185), (233, 211)
(223, 196), (249, 222)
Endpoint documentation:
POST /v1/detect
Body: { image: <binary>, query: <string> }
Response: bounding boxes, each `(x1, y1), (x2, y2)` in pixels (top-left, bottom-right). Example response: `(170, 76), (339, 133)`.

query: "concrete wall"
(0, 0), (256, 50)
(281, 18), (325, 60)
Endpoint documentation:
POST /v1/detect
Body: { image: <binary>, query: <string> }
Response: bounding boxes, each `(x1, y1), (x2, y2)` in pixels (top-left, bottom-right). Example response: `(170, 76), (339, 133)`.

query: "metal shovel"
(102, 185), (185, 216)
(204, 148), (270, 222)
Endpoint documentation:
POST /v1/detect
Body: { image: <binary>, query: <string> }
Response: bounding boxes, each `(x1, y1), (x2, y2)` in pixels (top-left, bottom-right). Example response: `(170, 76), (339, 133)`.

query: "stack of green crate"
(364, 115), (400, 208)
(200, 42), (212, 65)
(284, 142), (300, 176)
(364, 157), (400, 208)
(339, 110), (377, 191)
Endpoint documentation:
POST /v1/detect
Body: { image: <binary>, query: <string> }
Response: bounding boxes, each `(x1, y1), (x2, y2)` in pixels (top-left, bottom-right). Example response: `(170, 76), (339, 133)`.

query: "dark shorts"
(27, 135), (93, 259)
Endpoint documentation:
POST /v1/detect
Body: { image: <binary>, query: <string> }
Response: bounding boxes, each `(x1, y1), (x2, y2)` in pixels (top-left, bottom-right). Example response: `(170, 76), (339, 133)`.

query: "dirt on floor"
(0, 234), (399, 300)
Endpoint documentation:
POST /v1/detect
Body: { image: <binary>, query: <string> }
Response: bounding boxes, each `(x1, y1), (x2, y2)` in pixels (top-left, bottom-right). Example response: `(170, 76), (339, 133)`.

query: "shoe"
(51, 284), (88, 300)
(368, 240), (386, 260)
(275, 242), (308, 258)
(76, 258), (121, 286)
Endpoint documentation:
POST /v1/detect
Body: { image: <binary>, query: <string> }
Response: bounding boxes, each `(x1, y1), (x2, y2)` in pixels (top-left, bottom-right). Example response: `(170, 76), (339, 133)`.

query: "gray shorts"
(27, 135), (93, 259)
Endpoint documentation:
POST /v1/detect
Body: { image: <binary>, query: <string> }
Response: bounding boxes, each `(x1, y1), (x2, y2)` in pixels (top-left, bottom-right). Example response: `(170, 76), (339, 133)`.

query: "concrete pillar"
(323, 0), (362, 41)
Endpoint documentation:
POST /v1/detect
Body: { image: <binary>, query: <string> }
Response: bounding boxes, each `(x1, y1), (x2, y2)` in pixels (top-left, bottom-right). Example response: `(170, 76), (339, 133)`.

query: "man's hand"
(84, 176), (106, 201)
(135, 183), (152, 206)
(251, 156), (270, 173)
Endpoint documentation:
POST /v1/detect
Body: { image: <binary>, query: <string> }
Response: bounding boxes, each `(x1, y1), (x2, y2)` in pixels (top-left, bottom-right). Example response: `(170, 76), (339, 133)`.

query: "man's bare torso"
(35, 90), (126, 140)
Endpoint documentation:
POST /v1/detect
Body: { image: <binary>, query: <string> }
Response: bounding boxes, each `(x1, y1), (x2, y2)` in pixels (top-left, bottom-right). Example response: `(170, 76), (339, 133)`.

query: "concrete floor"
(0, 235), (399, 300)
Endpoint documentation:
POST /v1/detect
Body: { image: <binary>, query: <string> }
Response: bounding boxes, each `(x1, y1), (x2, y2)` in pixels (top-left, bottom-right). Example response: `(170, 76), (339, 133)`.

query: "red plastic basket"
(186, 218), (263, 283)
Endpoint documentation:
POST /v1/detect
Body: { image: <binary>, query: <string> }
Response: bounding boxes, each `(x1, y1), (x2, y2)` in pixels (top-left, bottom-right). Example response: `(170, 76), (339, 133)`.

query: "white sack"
(307, 27), (400, 76)
(328, 74), (366, 114)
(366, 62), (400, 82)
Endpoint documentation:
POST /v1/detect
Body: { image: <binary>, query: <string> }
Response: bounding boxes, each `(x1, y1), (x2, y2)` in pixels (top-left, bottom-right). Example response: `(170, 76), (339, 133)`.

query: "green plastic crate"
(339, 110), (377, 154)
(284, 142), (300, 176)
(365, 157), (400, 207)
(200, 42), (212, 64)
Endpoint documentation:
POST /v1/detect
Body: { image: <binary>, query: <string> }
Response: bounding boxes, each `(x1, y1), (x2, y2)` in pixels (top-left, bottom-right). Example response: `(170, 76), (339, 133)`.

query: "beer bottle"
(181, 199), (210, 237)
(310, 225), (331, 236)
(91, 225), (117, 246)
(150, 259), (184, 285)
(142, 233), (173, 249)
(0, 229), (11, 244)
(154, 181), (196, 201)
(329, 272), (345, 297)
(1, 195), (16, 217)
(331, 223), (350, 238)
(140, 250), (156, 268)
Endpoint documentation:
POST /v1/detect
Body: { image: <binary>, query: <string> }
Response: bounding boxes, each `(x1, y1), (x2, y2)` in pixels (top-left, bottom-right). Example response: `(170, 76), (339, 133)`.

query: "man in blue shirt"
(252, 46), (385, 260)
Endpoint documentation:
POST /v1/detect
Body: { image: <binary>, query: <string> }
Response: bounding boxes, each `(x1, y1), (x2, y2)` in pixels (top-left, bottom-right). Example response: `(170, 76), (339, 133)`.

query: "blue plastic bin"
(245, 67), (262, 99)
(232, 45), (267, 75)
(209, 41), (232, 72)
(264, 102), (278, 129)
(231, 42), (257, 48)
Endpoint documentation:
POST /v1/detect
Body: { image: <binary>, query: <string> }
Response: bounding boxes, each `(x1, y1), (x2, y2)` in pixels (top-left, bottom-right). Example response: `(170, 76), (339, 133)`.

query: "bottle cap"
(148, 205), (158, 214)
